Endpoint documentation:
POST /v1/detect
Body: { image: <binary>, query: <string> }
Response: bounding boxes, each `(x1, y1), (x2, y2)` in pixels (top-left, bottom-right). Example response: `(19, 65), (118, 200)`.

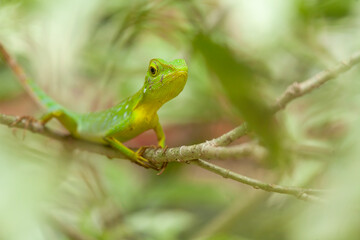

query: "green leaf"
(193, 33), (285, 167)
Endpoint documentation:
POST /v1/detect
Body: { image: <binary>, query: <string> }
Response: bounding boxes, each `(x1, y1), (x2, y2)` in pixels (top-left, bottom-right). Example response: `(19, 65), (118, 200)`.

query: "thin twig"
(273, 51), (360, 112)
(209, 122), (249, 147)
(211, 50), (360, 147)
(0, 42), (38, 101)
(193, 159), (325, 202)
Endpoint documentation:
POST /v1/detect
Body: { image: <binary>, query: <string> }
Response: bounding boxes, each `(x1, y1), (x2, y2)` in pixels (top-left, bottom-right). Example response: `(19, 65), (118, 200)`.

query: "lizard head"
(142, 58), (188, 104)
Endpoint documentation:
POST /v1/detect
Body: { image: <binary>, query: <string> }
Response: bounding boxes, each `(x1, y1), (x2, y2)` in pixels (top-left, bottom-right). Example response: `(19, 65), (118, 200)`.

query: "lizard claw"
(136, 145), (157, 156)
(138, 145), (168, 155)
(131, 145), (170, 172)
(11, 116), (44, 139)
(160, 145), (168, 155)
(11, 115), (44, 129)
(155, 145), (169, 175)
(156, 162), (168, 175)
(136, 145), (170, 174)
(134, 148), (160, 170)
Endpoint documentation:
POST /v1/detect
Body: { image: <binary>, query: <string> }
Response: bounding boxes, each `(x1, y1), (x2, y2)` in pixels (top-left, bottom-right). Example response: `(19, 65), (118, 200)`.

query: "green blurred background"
(1, 0), (360, 239)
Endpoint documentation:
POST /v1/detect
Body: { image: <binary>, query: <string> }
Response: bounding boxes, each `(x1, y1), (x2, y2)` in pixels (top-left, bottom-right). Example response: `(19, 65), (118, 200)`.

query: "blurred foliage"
(193, 33), (284, 167)
(0, 67), (22, 99)
(297, 0), (355, 21)
(1, 0), (360, 240)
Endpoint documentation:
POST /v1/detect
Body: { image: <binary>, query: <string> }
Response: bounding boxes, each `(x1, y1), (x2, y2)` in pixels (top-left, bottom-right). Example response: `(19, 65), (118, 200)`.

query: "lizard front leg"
(154, 122), (166, 148)
(136, 122), (167, 155)
(154, 122), (168, 174)
(104, 136), (159, 170)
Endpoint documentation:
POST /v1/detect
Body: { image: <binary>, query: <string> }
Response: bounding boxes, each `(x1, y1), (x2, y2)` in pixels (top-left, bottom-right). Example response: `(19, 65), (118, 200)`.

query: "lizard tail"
(0, 42), (63, 111)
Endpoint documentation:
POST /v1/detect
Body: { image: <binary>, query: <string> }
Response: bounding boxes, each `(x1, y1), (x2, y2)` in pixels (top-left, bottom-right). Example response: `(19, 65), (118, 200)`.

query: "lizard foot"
(136, 145), (158, 155)
(11, 116), (44, 139)
(132, 149), (160, 170)
(11, 115), (44, 129)
(136, 145), (169, 174)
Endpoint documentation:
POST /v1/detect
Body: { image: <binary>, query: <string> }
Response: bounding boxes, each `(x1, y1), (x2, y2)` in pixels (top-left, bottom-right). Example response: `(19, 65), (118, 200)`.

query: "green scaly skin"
(0, 44), (188, 170)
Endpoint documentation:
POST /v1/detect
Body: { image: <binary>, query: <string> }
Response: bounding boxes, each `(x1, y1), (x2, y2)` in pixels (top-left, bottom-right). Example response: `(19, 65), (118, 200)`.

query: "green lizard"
(0, 43), (188, 170)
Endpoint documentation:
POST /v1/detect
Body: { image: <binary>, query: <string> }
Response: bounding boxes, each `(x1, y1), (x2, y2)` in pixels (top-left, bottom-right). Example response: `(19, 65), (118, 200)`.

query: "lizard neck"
(134, 87), (163, 115)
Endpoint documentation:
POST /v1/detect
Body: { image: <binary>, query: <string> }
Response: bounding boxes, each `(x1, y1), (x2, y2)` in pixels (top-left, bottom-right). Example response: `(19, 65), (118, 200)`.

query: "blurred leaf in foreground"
(193, 33), (285, 167)
(297, 0), (355, 21)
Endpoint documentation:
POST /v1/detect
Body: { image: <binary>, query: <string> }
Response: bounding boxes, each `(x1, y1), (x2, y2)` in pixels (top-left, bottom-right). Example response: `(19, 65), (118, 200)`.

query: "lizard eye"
(149, 62), (158, 77)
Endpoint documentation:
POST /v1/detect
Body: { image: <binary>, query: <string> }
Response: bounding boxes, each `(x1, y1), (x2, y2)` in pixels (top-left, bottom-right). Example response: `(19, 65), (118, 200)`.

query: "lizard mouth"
(169, 70), (188, 81)
(177, 70), (188, 76)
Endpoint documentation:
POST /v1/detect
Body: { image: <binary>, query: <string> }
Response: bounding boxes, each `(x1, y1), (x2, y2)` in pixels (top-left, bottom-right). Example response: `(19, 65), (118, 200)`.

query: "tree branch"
(143, 136), (266, 162)
(193, 159), (325, 203)
(0, 113), (326, 201)
(0, 114), (265, 162)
